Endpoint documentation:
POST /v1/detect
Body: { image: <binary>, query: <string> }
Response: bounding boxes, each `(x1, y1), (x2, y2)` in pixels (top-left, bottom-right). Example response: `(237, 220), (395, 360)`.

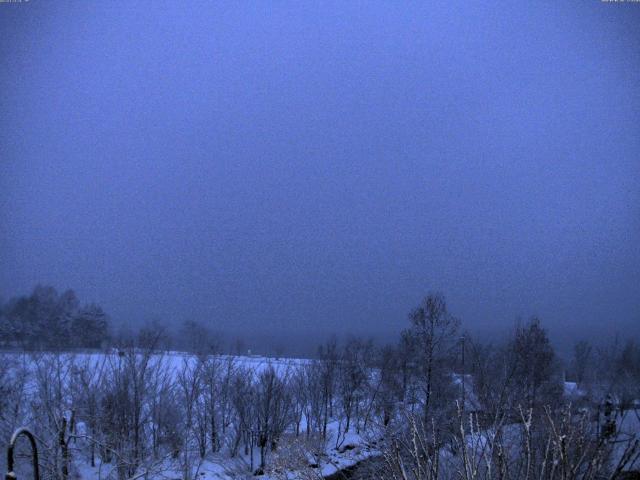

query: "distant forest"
(0, 285), (109, 350)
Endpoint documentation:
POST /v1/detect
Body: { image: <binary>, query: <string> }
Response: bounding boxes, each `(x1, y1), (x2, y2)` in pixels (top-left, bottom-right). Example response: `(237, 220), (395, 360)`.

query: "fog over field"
(1, 2), (639, 347)
(1, 1), (639, 479)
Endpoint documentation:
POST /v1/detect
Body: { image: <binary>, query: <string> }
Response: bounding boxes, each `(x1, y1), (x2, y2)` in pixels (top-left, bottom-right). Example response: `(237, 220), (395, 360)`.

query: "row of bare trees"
(379, 294), (640, 480)
(0, 333), (387, 479)
(1, 293), (639, 479)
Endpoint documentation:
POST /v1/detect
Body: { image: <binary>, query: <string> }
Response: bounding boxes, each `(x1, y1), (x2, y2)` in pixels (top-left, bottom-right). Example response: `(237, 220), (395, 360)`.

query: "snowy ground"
(71, 418), (379, 480)
(3, 351), (638, 479)
(3, 351), (377, 480)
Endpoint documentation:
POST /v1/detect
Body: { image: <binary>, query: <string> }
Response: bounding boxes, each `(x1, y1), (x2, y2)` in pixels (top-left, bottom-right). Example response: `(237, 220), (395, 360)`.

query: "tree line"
(0, 285), (110, 350)
(0, 292), (638, 479)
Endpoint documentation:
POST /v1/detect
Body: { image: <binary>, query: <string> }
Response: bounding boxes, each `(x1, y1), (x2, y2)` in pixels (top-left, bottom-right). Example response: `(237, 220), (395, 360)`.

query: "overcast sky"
(1, 2), (639, 346)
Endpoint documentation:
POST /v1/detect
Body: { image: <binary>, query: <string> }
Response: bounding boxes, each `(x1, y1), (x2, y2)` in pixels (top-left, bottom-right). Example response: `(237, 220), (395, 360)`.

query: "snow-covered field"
(1, 351), (379, 480)
(2, 351), (639, 479)
(71, 419), (378, 480)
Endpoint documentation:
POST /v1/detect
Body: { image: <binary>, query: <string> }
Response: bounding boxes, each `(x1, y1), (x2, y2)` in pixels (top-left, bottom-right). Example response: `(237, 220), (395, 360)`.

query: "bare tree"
(198, 354), (222, 453)
(255, 364), (292, 471)
(509, 318), (562, 417)
(70, 355), (108, 467)
(176, 357), (204, 480)
(290, 367), (307, 437)
(570, 340), (593, 388)
(376, 345), (402, 428)
(31, 353), (75, 480)
(337, 337), (371, 434)
(317, 338), (338, 440)
(407, 293), (459, 423)
(302, 361), (324, 438)
(381, 403), (640, 480)
(98, 327), (164, 479)
(227, 364), (249, 455)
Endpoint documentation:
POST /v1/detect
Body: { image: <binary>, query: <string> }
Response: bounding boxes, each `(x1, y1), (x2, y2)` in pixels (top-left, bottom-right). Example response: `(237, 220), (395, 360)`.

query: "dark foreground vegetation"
(0, 288), (639, 479)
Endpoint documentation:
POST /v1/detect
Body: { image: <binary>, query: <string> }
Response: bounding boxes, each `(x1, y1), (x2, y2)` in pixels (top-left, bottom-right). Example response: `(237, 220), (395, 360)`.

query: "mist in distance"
(1, 2), (639, 353)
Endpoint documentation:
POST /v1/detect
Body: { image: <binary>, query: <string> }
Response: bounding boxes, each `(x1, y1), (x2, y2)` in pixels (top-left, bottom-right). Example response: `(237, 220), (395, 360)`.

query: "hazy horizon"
(2, 2), (639, 349)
